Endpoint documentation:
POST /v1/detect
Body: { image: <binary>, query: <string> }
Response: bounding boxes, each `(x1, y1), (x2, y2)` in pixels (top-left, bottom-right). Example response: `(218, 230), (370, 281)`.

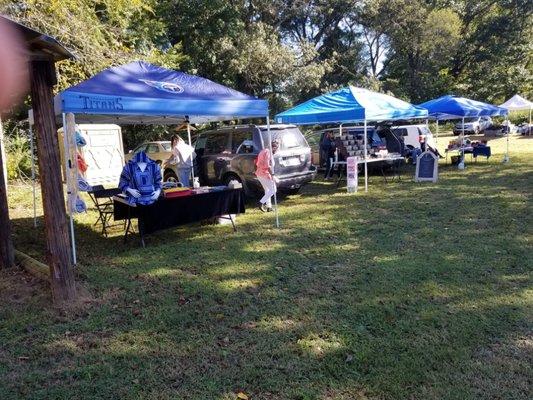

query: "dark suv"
(194, 124), (316, 195)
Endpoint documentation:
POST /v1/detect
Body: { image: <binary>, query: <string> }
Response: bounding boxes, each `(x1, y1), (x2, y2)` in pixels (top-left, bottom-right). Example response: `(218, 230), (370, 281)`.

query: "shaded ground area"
(1, 135), (532, 399)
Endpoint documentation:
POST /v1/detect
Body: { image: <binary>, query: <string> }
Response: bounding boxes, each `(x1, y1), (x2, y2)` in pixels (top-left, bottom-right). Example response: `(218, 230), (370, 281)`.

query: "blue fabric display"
(75, 130), (87, 146)
(75, 196), (87, 213)
(77, 175), (92, 192)
(119, 150), (162, 205)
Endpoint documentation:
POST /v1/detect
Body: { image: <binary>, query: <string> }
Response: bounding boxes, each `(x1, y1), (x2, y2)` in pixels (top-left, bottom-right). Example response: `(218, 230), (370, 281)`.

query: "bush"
(5, 131), (33, 181)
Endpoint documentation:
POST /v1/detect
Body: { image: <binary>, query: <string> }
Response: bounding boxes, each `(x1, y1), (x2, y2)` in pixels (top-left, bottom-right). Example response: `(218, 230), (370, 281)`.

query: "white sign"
(347, 156), (358, 193)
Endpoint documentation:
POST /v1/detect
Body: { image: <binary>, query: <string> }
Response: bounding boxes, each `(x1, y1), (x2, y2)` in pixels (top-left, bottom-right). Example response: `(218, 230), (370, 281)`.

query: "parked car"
(191, 124), (316, 195)
(125, 141), (171, 165)
(453, 117), (492, 135)
(390, 124), (436, 150)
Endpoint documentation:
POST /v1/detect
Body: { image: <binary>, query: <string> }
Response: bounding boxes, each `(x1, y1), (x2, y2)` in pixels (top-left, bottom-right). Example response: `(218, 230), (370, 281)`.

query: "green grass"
(1, 133), (532, 399)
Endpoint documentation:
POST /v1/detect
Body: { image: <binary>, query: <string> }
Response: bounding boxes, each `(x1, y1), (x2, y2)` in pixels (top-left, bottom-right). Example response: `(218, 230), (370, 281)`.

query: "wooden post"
(0, 119), (14, 268)
(30, 59), (76, 303)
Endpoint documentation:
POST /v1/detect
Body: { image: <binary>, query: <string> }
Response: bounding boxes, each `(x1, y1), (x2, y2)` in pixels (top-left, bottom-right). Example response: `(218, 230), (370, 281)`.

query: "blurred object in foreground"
(0, 17), (29, 115)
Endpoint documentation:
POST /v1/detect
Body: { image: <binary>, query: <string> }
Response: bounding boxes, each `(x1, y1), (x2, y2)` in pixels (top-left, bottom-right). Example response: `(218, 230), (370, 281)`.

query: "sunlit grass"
(1, 134), (531, 399)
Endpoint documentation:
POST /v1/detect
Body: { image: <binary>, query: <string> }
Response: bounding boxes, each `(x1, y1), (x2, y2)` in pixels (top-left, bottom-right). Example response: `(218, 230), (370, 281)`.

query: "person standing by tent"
(255, 139), (279, 212)
(321, 131), (336, 179)
(166, 134), (195, 187)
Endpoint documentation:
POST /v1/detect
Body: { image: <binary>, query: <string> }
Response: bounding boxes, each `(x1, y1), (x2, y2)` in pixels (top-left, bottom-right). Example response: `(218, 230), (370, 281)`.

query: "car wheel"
(284, 187), (301, 195)
(164, 170), (178, 183)
(223, 173), (242, 186)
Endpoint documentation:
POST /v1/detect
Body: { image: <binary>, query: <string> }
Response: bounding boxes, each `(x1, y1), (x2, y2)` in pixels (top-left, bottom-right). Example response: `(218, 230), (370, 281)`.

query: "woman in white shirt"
(166, 134), (196, 187)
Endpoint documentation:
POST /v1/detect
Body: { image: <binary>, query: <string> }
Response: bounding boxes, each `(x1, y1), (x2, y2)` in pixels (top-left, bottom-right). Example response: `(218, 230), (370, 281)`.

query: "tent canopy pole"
(363, 119), (368, 192)
(266, 116), (279, 228)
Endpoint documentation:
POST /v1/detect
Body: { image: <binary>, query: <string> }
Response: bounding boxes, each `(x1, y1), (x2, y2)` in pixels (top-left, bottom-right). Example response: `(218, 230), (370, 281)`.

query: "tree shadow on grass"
(2, 160), (532, 399)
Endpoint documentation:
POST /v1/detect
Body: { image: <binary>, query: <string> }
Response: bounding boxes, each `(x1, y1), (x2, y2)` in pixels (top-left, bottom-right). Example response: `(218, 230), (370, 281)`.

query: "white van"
(59, 124), (125, 187)
(390, 124), (436, 150)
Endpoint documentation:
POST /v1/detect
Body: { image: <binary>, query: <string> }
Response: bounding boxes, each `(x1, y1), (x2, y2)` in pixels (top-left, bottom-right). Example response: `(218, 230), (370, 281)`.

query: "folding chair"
(87, 185), (121, 236)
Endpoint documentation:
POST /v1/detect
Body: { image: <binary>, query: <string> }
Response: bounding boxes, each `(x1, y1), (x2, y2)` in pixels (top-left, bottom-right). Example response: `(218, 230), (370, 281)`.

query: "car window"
(133, 144), (147, 154)
(161, 142), (171, 151)
(418, 126), (431, 135)
(146, 144), (159, 153)
(195, 137), (207, 150)
(392, 128), (409, 137)
(231, 131), (255, 154)
(261, 127), (308, 150)
(205, 133), (229, 154)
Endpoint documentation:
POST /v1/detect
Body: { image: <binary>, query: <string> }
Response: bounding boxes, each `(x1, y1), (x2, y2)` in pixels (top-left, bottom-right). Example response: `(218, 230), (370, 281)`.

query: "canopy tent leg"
(30, 123), (37, 227)
(62, 113), (77, 266)
(266, 116), (279, 228)
(529, 107), (532, 136)
(436, 120), (439, 145)
(503, 115), (510, 163)
(186, 122), (195, 185)
(458, 117), (465, 170)
(363, 119), (368, 192)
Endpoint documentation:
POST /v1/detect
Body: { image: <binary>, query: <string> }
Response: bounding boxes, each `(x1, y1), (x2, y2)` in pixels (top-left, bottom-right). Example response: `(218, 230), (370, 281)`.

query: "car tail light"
(418, 135), (424, 143)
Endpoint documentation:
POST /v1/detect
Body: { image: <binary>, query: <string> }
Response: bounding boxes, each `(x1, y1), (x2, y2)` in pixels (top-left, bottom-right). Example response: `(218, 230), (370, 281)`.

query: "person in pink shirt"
(255, 140), (279, 212)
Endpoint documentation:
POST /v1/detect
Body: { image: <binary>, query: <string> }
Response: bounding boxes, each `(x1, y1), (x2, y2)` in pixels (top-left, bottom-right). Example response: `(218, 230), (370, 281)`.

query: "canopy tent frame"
(499, 94), (533, 163)
(29, 61), (274, 264)
(275, 86), (428, 192)
(418, 95), (508, 169)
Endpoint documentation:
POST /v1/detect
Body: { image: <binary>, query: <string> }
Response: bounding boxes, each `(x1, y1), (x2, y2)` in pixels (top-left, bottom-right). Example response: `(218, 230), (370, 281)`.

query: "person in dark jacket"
(321, 132), (336, 179)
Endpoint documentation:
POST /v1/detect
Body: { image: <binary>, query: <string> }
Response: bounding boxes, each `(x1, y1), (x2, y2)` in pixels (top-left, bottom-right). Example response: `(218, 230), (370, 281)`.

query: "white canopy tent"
(499, 95), (532, 163)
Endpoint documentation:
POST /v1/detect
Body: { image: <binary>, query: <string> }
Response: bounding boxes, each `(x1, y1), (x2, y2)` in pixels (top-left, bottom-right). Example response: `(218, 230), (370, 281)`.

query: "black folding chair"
(87, 185), (121, 236)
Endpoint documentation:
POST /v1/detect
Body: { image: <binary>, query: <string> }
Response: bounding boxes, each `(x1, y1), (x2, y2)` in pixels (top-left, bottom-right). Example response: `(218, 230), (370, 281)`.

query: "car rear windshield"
(260, 127), (308, 150)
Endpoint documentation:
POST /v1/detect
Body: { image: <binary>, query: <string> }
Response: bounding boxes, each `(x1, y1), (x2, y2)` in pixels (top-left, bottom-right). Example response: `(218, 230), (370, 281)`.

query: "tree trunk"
(0, 118), (14, 268)
(30, 59), (76, 303)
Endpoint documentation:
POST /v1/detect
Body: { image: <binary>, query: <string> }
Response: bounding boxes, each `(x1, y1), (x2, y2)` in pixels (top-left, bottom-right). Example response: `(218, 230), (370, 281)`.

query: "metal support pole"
(363, 119), (368, 192)
(436, 119), (439, 145)
(186, 122), (195, 185)
(266, 116), (279, 228)
(503, 115), (510, 163)
(62, 113), (76, 265)
(459, 117), (465, 170)
(30, 123), (37, 227)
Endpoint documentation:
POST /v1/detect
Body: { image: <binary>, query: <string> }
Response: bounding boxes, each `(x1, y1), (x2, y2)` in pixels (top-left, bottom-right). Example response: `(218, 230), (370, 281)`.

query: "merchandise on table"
(163, 187), (193, 198)
(118, 150), (162, 205)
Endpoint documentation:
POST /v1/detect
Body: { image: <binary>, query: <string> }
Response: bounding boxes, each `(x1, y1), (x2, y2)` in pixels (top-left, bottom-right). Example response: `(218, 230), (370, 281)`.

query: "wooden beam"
(30, 59), (76, 303)
(14, 250), (49, 282)
(0, 118), (14, 268)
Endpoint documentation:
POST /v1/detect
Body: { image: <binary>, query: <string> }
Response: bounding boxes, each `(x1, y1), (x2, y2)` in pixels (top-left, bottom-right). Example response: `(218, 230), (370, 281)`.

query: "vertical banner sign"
(346, 156), (358, 193)
(65, 113), (79, 212)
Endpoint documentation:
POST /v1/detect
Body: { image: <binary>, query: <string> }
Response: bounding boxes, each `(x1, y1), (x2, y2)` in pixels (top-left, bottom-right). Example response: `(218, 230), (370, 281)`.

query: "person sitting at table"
(165, 134), (196, 187)
(255, 139), (279, 212)
(119, 150), (162, 205)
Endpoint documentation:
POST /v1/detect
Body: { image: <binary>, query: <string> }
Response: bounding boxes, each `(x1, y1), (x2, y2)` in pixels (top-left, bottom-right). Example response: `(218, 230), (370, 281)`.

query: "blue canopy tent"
(51, 61), (268, 125)
(275, 86), (428, 191)
(418, 95), (508, 168)
(29, 61), (275, 263)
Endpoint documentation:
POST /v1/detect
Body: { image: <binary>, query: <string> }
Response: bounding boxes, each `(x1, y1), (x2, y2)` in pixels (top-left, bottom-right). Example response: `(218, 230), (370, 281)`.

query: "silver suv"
(193, 124), (316, 196)
(453, 117), (492, 135)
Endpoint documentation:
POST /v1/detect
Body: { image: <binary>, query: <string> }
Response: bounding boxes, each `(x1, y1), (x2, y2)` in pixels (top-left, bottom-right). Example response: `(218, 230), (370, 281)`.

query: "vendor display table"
(114, 188), (245, 247)
(445, 146), (491, 163)
(332, 154), (404, 188)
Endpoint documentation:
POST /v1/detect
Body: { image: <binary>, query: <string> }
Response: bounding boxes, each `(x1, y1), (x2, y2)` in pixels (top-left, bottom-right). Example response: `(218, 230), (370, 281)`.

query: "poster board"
(346, 156), (358, 192)
(415, 151), (438, 182)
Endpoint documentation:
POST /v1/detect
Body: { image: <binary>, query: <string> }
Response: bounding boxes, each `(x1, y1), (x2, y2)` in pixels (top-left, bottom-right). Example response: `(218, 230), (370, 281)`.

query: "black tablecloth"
(114, 188), (245, 234)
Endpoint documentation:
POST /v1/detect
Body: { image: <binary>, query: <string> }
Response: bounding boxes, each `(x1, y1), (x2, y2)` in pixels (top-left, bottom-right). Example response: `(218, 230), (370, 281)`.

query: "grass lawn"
(1, 133), (532, 399)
